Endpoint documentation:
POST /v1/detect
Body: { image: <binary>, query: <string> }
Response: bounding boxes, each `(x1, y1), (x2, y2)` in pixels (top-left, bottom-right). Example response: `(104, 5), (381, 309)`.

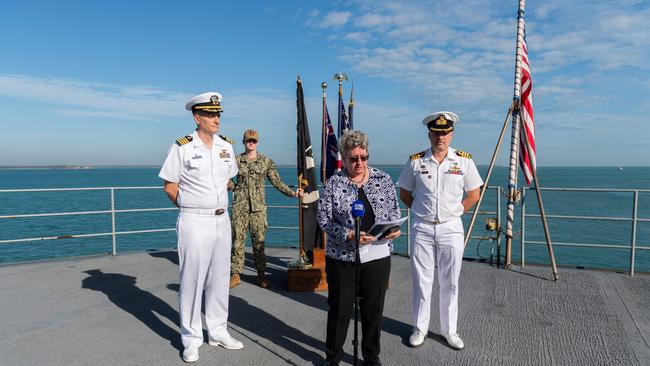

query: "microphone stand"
(353, 216), (361, 366)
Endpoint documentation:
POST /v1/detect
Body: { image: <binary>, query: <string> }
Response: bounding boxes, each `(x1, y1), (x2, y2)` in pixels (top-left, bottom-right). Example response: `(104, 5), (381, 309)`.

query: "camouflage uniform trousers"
(230, 209), (268, 275)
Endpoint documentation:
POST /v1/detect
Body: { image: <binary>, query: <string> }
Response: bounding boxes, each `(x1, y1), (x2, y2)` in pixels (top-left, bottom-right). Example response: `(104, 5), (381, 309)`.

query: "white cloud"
(304, 0), (650, 130)
(343, 31), (372, 43)
(356, 13), (390, 28)
(0, 74), (306, 128)
(284, 1), (649, 166)
(0, 74), (189, 119)
(320, 11), (352, 28)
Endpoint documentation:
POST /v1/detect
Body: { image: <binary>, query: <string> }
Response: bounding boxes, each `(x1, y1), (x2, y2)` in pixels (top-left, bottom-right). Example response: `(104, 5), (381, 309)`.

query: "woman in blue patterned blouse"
(317, 130), (401, 366)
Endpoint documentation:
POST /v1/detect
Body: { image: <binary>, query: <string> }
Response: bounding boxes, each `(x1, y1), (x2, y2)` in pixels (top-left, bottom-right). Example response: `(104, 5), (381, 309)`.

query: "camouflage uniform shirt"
(232, 153), (294, 213)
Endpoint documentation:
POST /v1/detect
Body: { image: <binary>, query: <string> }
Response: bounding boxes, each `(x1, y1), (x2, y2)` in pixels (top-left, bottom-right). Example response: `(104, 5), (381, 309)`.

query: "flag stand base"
(287, 248), (328, 292)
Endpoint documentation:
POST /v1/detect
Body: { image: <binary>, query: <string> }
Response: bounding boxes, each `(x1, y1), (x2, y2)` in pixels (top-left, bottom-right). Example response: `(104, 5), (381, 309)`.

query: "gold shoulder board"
(219, 135), (234, 144)
(409, 151), (426, 160)
(175, 135), (193, 146)
(455, 150), (473, 159)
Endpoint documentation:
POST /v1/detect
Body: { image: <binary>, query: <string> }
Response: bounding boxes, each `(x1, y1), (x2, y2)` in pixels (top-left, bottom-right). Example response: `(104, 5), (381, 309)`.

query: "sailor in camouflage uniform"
(397, 111), (483, 351)
(229, 129), (302, 289)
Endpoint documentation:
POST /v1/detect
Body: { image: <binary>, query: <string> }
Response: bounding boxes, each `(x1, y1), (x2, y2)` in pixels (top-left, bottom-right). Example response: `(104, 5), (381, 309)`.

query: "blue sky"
(1, 0), (648, 167)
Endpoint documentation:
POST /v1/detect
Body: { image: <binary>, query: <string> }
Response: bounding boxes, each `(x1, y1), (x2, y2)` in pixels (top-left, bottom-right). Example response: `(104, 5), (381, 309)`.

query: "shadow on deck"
(0, 248), (648, 365)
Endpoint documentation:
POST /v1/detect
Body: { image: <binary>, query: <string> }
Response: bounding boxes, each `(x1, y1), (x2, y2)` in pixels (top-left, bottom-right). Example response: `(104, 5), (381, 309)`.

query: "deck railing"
(520, 187), (650, 276)
(0, 186), (647, 275)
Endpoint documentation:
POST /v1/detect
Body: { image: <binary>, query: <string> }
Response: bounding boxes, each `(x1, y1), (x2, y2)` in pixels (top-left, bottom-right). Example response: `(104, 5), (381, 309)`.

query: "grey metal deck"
(1, 248), (648, 365)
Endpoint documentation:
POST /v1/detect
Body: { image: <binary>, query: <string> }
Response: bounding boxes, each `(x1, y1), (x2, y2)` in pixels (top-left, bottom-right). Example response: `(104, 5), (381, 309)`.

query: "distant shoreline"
(0, 165), (161, 170)
(1, 165), (647, 170)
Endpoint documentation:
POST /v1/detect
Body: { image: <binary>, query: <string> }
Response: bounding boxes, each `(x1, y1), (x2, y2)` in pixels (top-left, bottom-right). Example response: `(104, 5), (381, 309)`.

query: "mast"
(505, 0), (527, 267)
(321, 81), (328, 184)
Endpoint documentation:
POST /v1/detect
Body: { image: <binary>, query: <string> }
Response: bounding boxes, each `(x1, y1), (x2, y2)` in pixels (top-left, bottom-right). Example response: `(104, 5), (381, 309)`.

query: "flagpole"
(334, 72), (348, 137)
(320, 81), (329, 252)
(321, 82), (328, 184)
(335, 72), (346, 97)
(348, 82), (354, 130)
(464, 106), (514, 251)
(505, 0), (527, 268)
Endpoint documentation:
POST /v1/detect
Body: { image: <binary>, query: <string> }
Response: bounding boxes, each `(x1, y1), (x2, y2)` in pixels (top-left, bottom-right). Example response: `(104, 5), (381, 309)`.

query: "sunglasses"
(245, 139), (258, 144)
(348, 155), (369, 163)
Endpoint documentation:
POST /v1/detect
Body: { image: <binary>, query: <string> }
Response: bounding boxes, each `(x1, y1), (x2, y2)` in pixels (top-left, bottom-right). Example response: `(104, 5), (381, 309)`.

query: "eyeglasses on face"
(245, 139), (258, 144)
(348, 155), (369, 163)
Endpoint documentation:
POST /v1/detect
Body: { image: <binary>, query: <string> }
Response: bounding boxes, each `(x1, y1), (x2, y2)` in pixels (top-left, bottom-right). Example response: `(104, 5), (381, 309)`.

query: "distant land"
(0, 164), (647, 170)
(0, 165), (160, 170)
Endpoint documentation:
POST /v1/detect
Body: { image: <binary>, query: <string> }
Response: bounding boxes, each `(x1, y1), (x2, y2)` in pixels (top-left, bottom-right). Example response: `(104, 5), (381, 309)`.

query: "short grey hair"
(339, 130), (369, 158)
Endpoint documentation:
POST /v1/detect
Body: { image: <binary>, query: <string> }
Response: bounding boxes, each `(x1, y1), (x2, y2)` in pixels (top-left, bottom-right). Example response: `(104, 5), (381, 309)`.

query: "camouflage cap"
(243, 129), (259, 142)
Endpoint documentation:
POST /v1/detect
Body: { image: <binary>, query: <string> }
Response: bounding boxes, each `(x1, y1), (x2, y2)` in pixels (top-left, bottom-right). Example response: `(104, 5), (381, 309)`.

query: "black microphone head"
(351, 199), (365, 218)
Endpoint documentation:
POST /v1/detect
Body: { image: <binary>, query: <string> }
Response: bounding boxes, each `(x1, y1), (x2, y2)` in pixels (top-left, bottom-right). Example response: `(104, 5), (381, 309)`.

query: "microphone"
(351, 200), (365, 242)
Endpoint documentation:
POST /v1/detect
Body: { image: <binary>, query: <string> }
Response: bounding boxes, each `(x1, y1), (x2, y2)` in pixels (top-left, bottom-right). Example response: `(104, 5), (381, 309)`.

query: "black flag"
(296, 77), (322, 256)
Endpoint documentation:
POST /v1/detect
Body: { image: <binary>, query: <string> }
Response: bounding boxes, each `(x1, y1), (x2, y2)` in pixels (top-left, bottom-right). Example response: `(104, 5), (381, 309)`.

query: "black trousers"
(325, 255), (391, 364)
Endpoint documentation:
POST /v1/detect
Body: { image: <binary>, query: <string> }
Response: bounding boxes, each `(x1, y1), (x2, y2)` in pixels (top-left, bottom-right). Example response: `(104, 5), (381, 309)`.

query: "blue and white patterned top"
(317, 166), (401, 262)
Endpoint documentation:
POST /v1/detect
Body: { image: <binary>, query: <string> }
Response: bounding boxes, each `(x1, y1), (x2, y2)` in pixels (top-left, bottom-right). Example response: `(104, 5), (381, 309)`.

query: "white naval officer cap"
(422, 111), (459, 132)
(185, 92), (223, 113)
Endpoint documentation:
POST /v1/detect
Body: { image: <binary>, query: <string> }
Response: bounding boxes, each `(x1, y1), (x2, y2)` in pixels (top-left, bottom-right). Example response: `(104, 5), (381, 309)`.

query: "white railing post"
(497, 187), (502, 267)
(630, 191), (638, 276)
(111, 188), (117, 256)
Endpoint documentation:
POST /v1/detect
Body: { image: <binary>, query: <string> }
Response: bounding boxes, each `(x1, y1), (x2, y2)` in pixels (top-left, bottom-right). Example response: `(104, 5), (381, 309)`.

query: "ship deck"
(1, 247), (648, 365)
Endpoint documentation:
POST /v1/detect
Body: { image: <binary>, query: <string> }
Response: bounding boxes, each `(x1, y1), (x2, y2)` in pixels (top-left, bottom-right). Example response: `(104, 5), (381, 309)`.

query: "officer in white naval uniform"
(159, 92), (244, 363)
(397, 111), (483, 350)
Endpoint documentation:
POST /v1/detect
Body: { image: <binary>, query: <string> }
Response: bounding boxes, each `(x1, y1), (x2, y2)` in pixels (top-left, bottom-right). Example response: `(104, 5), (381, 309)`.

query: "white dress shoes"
(408, 329), (426, 347)
(209, 332), (244, 350)
(182, 344), (199, 363)
(443, 333), (465, 350)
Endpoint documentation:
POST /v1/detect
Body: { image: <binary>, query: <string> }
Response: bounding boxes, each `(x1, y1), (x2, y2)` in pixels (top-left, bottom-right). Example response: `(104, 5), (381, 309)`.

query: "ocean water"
(1, 166), (649, 273)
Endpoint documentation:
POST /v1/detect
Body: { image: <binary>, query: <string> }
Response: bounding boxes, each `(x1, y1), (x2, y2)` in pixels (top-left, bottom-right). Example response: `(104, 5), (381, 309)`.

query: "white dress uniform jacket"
(159, 131), (237, 209)
(397, 147), (482, 223)
(397, 146), (483, 336)
(159, 131), (238, 348)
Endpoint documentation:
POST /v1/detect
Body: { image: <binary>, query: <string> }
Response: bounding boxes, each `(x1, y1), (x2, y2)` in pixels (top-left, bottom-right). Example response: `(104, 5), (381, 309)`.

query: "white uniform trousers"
(177, 211), (232, 348)
(410, 216), (464, 335)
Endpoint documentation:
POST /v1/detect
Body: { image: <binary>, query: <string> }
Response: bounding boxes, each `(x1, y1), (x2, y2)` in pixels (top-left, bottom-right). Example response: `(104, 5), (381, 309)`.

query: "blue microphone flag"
(351, 200), (365, 219)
